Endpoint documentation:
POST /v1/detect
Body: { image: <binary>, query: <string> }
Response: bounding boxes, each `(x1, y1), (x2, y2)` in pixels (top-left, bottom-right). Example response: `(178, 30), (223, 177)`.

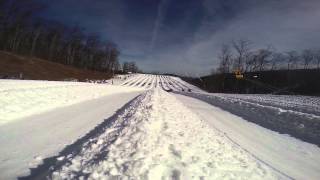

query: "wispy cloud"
(149, 0), (169, 54)
(40, 0), (320, 76)
(153, 0), (320, 76)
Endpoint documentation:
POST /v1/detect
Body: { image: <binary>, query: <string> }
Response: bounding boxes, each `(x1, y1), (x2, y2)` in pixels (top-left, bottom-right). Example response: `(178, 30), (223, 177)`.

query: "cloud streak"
(149, 0), (169, 54)
(39, 0), (320, 76)
(142, 0), (320, 76)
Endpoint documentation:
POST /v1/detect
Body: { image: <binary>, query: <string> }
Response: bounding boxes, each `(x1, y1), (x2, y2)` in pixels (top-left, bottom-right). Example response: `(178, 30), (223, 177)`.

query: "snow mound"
(0, 80), (142, 125)
(51, 89), (286, 179)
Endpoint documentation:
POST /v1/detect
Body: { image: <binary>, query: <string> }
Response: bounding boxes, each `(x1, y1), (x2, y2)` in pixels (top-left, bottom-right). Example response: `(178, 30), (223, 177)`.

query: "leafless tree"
(30, 22), (42, 56)
(232, 39), (251, 72)
(286, 51), (299, 70)
(217, 44), (232, 73)
(302, 49), (314, 69)
(0, 0), (122, 74)
(270, 52), (286, 70)
(314, 50), (320, 70)
(255, 48), (273, 71)
(122, 61), (138, 73)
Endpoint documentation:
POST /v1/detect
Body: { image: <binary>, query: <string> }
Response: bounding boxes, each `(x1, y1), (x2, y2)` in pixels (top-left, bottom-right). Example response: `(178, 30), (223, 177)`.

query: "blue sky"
(38, 0), (320, 75)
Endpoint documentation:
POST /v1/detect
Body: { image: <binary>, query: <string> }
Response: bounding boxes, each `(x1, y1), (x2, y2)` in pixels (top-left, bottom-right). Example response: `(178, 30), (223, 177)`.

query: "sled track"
(120, 74), (204, 93)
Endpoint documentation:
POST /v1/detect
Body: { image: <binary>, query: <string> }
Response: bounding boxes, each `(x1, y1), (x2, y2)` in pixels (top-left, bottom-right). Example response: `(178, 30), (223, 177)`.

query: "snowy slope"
(178, 91), (320, 146)
(2, 74), (320, 180)
(0, 80), (143, 179)
(0, 80), (142, 125)
(175, 94), (320, 180)
(119, 74), (205, 93)
(201, 93), (320, 116)
(50, 89), (286, 179)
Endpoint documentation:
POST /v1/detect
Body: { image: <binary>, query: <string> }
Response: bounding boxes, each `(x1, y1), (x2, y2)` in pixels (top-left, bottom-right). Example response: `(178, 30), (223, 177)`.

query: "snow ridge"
(0, 80), (141, 125)
(51, 89), (286, 179)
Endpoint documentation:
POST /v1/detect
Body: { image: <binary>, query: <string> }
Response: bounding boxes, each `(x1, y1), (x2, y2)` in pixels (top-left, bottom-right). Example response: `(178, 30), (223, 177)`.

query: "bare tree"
(244, 52), (257, 72)
(286, 51), (299, 70)
(0, 0), (121, 74)
(217, 44), (232, 73)
(122, 61), (139, 73)
(232, 39), (251, 72)
(314, 50), (320, 70)
(29, 20), (43, 56)
(270, 52), (286, 70)
(123, 62), (129, 73)
(46, 21), (65, 61)
(302, 49), (314, 69)
(256, 48), (272, 71)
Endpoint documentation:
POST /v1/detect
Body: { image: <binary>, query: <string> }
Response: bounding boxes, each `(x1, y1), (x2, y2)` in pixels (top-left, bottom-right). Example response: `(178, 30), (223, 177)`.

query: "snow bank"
(175, 94), (320, 180)
(209, 93), (320, 116)
(179, 91), (320, 146)
(51, 89), (286, 179)
(0, 80), (142, 125)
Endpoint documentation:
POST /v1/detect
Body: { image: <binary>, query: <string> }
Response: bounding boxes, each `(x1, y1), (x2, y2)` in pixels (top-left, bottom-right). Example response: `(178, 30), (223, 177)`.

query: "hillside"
(184, 70), (320, 96)
(0, 51), (112, 81)
(1, 75), (320, 179)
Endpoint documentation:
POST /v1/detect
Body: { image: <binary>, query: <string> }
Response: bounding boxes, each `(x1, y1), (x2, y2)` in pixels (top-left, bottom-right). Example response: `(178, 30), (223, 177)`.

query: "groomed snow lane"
(175, 93), (320, 180)
(0, 80), (143, 180)
(119, 74), (205, 93)
(48, 89), (286, 180)
(177, 92), (320, 146)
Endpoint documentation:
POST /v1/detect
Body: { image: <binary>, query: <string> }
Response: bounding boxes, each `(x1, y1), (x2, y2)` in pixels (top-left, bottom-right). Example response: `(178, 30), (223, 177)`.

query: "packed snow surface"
(0, 80), (143, 179)
(175, 94), (320, 180)
(178, 91), (320, 146)
(201, 93), (320, 116)
(51, 89), (286, 179)
(0, 80), (142, 125)
(119, 74), (204, 93)
(1, 74), (320, 180)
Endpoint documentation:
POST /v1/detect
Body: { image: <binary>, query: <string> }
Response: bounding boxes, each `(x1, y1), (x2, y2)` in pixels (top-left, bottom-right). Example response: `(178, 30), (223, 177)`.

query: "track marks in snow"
(50, 89), (286, 179)
(120, 74), (204, 93)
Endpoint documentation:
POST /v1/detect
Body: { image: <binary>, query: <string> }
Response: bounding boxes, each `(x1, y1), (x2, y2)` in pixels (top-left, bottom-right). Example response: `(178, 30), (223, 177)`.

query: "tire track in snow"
(165, 76), (180, 91)
(120, 75), (140, 86)
(170, 77), (188, 91)
(146, 75), (155, 88)
(131, 75), (147, 87)
(128, 75), (145, 87)
(48, 89), (288, 179)
(138, 75), (150, 88)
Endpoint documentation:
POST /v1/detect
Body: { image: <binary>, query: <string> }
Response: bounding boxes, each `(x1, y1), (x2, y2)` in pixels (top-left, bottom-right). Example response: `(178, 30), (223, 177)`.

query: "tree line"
(186, 38), (320, 95)
(0, 0), (123, 73)
(122, 61), (139, 73)
(215, 39), (320, 74)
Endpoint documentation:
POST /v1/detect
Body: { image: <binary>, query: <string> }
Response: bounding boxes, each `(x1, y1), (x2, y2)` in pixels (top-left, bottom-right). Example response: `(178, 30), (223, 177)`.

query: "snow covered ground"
(0, 80), (142, 125)
(177, 91), (320, 146)
(119, 74), (205, 93)
(1, 74), (320, 180)
(48, 89), (286, 179)
(0, 80), (143, 179)
(175, 94), (320, 180)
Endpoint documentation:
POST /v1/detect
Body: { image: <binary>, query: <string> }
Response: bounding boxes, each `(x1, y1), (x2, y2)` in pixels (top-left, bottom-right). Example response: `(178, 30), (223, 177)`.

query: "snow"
(178, 91), (320, 146)
(120, 74), (205, 93)
(175, 94), (320, 180)
(1, 74), (320, 180)
(202, 93), (320, 116)
(0, 80), (143, 179)
(51, 89), (286, 179)
(0, 80), (142, 126)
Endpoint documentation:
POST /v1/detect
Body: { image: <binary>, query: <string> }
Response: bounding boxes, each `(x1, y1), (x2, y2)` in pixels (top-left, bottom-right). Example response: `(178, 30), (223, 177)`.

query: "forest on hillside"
(0, 0), (139, 75)
(185, 39), (320, 96)
(214, 39), (320, 74)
